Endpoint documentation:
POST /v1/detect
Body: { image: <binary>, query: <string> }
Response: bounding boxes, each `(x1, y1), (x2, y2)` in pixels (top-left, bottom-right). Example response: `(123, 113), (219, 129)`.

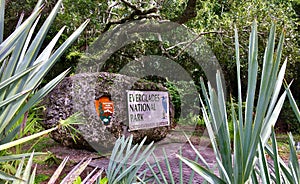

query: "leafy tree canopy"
(4, 0), (300, 99)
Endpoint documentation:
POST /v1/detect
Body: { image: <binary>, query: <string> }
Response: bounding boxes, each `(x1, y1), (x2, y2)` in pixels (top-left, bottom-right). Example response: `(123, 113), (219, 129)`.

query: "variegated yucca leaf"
(0, 0), (88, 182)
(106, 135), (154, 184)
(178, 21), (292, 183)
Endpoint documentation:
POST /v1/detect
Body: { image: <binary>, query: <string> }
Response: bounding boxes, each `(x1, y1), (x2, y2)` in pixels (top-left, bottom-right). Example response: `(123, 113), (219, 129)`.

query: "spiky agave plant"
(0, 0), (88, 181)
(45, 135), (154, 184)
(177, 21), (292, 183)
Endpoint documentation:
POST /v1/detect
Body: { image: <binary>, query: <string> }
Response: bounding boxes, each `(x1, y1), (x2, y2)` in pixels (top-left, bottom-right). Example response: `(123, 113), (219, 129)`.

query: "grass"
(273, 133), (300, 159)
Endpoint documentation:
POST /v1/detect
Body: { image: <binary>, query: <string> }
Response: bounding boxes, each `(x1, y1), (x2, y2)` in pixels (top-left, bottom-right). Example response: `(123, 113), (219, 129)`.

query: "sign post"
(127, 90), (170, 131)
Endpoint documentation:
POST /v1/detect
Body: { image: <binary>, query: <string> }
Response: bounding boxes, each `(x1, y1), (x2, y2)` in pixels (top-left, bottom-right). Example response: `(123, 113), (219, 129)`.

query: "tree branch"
(120, 0), (140, 12)
(102, 1), (159, 33)
(174, 30), (225, 58)
(105, 2), (119, 24)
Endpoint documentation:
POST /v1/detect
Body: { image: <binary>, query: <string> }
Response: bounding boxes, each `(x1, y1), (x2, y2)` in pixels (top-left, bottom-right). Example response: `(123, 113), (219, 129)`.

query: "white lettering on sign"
(127, 90), (170, 131)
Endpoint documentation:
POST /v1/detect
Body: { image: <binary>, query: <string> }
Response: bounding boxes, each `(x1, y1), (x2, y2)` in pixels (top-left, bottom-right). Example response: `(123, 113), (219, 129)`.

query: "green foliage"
(278, 101), (300, 133)
(59, 112), (84, 144)
(72, 176), (81, 184)
(98, 177), (108, 184)
(165, 80), (200, 121)
(106, 135), (154, 184)
(34, 174), (49, 183)
(0, 0), (88, 181)
(186, 0), (300, 97)
(178, 21), (291, 183)
(5, 1), (299, 106)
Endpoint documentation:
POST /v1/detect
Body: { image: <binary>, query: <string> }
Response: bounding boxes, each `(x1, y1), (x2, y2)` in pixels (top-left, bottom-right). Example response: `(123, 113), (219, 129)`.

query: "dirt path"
(42, 132), (216, 183)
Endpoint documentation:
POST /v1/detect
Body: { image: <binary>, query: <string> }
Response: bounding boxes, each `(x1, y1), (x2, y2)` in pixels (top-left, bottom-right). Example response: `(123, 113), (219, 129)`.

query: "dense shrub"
(277, 100), (300, 133)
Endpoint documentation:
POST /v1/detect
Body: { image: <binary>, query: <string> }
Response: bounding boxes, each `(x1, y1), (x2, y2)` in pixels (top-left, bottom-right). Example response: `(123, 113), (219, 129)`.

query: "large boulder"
(41, 72), (174, 152)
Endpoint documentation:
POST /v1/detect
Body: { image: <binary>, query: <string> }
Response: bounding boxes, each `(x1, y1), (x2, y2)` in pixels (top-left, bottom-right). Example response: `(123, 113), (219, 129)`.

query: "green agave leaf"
(234, 25), (244, 129)
(0, 0), (5, 43)
(188, 156), (198, 184)
(112, 139), (154, 184)
(0, 170), (23, 182)
(286, 87), (300, 122)
(258, 140), (271, 184)
(265, 59), (287, 122)
(216, 71), (232, 178)
(147, 153), (168, 183)
(0, 89), (31, 108)
(26, 26), (66, 83)
(251, 170), (259, 184)
(1, 14), (40, 86)
(252, 23), (276, 144)
(33, 0), (43, 12)
(12, 157), (25, 184)
(113, 146), (154, 184)
(231, 99), (243, 184)
(261, 90), (286, 145)
(0, 20), (88, 139)
(0, 25), (68, 135)
(288, 133), (300, 182)
(15, 0), (63, 73)
(0, 152), (46, 162)
(177, 154), (226, 184)
(130, 135), (147, 165)
(0, 6), (42, 64)
(289, 164), (299, 184)
(163, 149), (175, 184)
(146, 160), (163, 184)
(60, 158), (92, 183)
(0, 63), (40, 91)
(14, 15), (40, 81)
(0, 127), (57, 151)
(81, 167), (103, 184)
(48, 157), (69, 184)
(179, 148), (183, 184)
(28, 165), (36, 184)
(107, 136), (129, 180)
(21, 151), (34, 183)
(243, 20), (258, 157)
(184, 132), (209, 168)
(0, 69), (69, 143)
(264, 31), (285, 119)
(15, 12), (25, 29)
(200, 99), (220, 159)
(271, 128), (281, 184)
(254, 23), (276, 127)
(265, 144), (294, 183)
(216, 157), (231, 183)
(197, 21), (288, 184)
(199, 80), (220, 160)
(111, 143), (138, 181)
(145, 146), (197, 184)
(253, 22), (277, 133)
(25, 19), (89, 88)
(200, 78), (218, 134)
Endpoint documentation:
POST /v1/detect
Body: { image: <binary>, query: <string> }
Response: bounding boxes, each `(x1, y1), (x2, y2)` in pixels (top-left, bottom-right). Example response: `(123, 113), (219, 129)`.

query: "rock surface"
(41, 72), (174, 152)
